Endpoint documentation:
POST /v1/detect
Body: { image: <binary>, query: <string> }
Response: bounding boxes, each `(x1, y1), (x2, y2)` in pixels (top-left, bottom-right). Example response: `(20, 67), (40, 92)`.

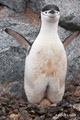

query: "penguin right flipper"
(63, 31), (80, 48)
(5, 28), (32, 52)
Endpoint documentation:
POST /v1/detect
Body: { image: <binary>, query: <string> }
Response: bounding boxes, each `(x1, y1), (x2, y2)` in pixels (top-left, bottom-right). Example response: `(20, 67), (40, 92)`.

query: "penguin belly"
(24, 42), (67, 104)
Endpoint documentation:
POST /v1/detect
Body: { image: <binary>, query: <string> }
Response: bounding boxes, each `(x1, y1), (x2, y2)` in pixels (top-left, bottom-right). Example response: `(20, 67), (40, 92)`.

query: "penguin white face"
(41, 4), (60, 23)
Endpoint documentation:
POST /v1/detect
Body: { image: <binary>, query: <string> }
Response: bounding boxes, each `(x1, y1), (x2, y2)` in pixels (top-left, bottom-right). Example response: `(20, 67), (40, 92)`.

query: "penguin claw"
(39, 99), (51, 106)
(50, 103), (57, 107)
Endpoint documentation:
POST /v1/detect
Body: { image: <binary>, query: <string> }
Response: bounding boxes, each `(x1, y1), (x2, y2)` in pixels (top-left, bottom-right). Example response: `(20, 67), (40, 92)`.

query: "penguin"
(23, 4), (67, 106)
(5, 4), (80, 106)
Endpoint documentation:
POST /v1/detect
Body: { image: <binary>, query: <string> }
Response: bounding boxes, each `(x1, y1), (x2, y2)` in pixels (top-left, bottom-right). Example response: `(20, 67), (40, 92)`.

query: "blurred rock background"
(0, 0), (80, 97)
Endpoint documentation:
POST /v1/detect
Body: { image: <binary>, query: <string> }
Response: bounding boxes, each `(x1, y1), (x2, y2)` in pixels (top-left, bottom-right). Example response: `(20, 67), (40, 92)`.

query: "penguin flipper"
(5, 28), (32, 49)
(63, 31), (80, 48)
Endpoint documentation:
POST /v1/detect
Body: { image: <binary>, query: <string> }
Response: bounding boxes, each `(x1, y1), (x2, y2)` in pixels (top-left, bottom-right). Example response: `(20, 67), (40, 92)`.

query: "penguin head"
(41, 4), (60, 23)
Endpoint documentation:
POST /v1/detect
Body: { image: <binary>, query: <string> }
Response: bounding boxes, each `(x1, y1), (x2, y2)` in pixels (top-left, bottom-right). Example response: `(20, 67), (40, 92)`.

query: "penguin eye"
(45, 11), (48, 14)
(56, 11), (58, 13)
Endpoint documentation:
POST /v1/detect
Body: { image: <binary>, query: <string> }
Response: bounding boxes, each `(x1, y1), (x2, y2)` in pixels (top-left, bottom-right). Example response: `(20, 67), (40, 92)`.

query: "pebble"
(73, 104), (80, 111)
(2, 107), (6, 115)
(34, 116), (41, 120)
(9, 113), (19, 120)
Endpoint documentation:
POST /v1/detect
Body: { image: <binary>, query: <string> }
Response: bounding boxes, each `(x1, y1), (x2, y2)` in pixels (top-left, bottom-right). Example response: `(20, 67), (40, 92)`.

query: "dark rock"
(21, 110), (30, 120)
(29, 0), (45, 14)
(29, 0), (80, 31)
(0, 110), (3, 116)
(58, 0), (80, 31)
(0, 0), (27, 13)
(0, 46), (26, 85)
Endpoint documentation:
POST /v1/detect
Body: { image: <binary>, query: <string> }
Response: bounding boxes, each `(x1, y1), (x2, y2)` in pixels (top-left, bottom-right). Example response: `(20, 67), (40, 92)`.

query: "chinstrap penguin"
(5, 4), (80, 106)
(24, 4), (67, 105)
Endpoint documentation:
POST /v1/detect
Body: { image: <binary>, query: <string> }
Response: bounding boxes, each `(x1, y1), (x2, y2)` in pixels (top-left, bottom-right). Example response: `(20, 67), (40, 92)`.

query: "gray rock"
(66, 34), (80, 82)
(59, 27), (80, 82)
(0, 81), (26, 98)
(0, 0), (27, 12)
(29, 0), (80, 31)
(0, 17), (39, 86)
(0, 19), (11, 29)
(57, 0), (80, 31)
(29, 0), (45, 14)
(1, 7), (21, 17)
(58, 27), (80, 82)
(0, 12), (39, 97)
(0, 46), (26, 85)
(58, 26), (72, 42)
(0, 11), (39, 51)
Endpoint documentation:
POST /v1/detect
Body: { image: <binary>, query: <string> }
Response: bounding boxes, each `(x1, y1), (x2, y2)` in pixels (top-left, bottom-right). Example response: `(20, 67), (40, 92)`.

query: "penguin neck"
(40, 20), (59, 35)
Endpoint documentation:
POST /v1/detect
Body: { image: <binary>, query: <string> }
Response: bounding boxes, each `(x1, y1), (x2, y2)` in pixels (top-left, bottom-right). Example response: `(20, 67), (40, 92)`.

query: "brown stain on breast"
(47, 60), (52, 68)
(45, 60), (56, 77)
(34, 46), (66, 82)
(34, 53), (57, 80)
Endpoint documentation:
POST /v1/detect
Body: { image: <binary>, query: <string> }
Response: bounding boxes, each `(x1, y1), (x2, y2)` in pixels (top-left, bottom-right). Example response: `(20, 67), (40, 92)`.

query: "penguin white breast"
(25, 37), (67, 85)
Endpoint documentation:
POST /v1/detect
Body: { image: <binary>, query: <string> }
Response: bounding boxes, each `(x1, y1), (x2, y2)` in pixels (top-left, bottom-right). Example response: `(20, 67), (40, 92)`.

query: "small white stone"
(73, 104), (80, 111)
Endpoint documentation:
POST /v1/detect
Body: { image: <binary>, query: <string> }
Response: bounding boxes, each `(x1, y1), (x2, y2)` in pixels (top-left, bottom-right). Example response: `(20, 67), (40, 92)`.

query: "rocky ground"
(0, 0), (80, 119)
(0, 78), (80, 120)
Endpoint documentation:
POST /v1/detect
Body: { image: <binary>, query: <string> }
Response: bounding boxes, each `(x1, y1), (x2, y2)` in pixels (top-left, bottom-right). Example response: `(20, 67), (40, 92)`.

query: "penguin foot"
(50, 103), (57, 107)
(39, 99), (51, 106)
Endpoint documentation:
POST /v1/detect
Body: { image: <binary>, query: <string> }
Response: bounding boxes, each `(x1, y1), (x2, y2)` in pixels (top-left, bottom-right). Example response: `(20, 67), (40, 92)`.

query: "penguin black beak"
(49, 10), (55, 14)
